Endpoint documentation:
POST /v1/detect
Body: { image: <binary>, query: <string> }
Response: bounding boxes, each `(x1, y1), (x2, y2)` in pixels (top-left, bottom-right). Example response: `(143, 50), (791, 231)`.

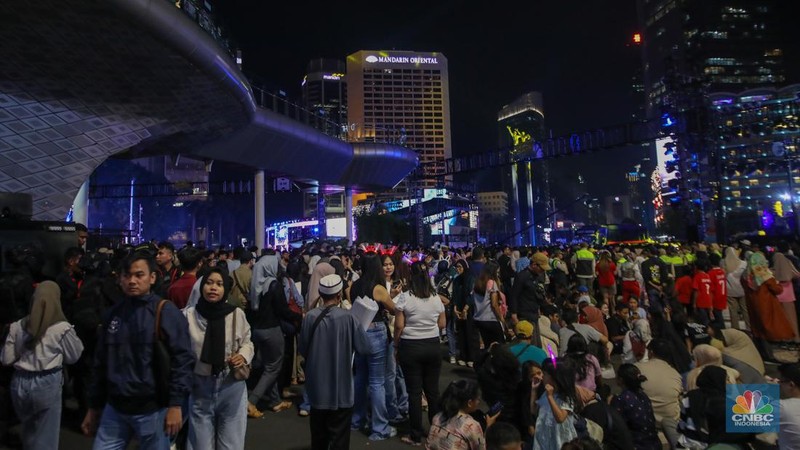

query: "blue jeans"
(11, 369), (63, 450)
(187, 373), (247, 450)
(93, 404), (169, 450)
(446, 311), (458, 357)
(385, 344), (408, 420)
(352, 322), (392, 439)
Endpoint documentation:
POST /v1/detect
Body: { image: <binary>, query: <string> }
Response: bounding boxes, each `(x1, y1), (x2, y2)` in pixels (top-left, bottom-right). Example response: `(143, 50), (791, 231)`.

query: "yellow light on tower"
(633, 33), (642, 44)
(774, 201), (784, 217)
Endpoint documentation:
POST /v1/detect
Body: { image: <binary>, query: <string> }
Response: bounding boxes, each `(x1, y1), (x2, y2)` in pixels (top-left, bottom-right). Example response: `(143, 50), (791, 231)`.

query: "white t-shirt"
(395, 291), (445, 340)
(780, 397), (800, 450)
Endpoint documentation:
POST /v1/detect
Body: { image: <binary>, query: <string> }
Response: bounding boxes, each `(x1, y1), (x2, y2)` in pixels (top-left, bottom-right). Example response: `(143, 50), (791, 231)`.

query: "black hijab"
(196, 268), (236, 374)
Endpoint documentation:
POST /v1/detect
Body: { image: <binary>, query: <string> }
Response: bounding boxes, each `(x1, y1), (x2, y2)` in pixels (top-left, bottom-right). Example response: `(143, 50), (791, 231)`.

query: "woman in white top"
(723, 246), (750, 330)
(1, 281), (84, 450)
(183, 267), (254, 450)
(394, 261), (446, 446)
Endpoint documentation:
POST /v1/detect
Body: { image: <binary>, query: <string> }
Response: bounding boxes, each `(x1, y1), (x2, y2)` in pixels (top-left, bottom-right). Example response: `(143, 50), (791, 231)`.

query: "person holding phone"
(427, 379), (500, 450)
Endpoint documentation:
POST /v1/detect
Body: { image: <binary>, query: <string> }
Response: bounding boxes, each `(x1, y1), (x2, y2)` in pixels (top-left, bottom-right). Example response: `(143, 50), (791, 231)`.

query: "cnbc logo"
(726, 385), (779, 433)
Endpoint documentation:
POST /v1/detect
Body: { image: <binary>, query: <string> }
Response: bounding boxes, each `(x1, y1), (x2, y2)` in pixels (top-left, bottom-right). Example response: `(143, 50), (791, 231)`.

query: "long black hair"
(351, 252), (384, 299)
(409, 261), (434, 299)
(439, 379), (481, 422)
(542, 356), (578, 410)
(474, 260), (500, 295)
(565, 333), (593, 381)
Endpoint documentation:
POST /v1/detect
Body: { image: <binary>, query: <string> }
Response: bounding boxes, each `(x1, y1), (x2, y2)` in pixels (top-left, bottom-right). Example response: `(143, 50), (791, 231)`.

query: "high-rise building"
(711, 85), (800, 236)
(346, 50), (452, 191)
(301, 58), (347, 138)
(637, 0), (785, 119)
(637, 0), (788, 239)
(497, 92), (547, 246)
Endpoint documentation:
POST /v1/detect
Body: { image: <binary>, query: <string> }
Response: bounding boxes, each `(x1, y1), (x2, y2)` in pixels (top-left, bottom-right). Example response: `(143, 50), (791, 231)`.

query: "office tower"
(498, 92), (547, 246)
(346, 50), (452, 191)
(301, 58), (347, 138)
(637, 0), (788, 239)
(637, 0), (785, 119)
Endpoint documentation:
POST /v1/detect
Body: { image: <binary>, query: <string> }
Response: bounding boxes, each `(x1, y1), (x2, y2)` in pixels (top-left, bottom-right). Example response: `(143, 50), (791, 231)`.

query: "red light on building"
(633, 33), (642, 44)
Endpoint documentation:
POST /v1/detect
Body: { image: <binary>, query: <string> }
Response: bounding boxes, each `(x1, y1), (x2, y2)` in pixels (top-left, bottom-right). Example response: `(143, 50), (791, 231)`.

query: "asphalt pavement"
(27, 345), (473, 450)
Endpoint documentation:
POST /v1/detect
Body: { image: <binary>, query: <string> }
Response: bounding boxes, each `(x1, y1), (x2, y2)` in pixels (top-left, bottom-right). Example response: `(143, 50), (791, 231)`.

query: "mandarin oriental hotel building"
(346, 50), (453, 193)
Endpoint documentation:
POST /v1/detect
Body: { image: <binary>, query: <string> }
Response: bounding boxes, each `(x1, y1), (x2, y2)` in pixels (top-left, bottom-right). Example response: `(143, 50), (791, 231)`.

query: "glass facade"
(711, 85), (800, 227)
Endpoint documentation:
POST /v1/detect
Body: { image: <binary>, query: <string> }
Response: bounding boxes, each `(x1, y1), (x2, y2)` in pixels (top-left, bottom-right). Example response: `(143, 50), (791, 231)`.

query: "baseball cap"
(319, 274), (343, 295)
(514, 320), (535, 338)
(531, 252), (549, 271)
(577, 285), (589, 293)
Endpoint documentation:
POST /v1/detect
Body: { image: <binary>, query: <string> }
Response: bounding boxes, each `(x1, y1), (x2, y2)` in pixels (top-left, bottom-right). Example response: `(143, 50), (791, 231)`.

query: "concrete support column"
(345, 187), (354, 246)
(317, 187), (326, 240)
(72, 179), (90, 227)
(255, 170), (265, 250)
(511, 163), (522, 246)
(525, 162), (536, 246)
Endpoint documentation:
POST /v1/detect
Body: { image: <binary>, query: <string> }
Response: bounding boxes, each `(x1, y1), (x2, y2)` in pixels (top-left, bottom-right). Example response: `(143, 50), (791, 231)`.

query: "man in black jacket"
(81, 253), (194, 449)
(510, 253), (549, 325)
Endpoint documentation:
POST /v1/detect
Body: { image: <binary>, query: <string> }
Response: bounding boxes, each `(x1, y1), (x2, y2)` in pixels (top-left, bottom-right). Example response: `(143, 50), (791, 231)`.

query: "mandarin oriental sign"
(365, 54), (439, 65)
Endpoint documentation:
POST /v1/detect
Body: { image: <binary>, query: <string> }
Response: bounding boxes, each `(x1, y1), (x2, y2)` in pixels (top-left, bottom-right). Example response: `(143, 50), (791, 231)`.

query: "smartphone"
(488, 401), (504, 416)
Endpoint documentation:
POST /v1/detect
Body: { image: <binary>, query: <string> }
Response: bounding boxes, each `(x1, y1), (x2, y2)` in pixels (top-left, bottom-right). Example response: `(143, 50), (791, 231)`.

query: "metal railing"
(171, 0), (236, 58)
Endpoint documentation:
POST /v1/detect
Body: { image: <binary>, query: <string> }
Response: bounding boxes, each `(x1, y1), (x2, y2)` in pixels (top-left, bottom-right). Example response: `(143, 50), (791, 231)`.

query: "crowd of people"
(2, 232), (800, 449)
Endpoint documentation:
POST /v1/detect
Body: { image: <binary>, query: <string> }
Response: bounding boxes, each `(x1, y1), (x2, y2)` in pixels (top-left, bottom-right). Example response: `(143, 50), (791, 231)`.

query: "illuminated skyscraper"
(301, 58), (347, 138)
(346, 50), (452, 190)
(637, 0), (786, 119)
(497, 92), (546, 246)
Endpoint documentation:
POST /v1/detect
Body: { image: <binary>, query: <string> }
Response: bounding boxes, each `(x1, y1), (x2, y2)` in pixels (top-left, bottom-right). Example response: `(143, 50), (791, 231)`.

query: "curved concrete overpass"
(0, 0), (417, 220)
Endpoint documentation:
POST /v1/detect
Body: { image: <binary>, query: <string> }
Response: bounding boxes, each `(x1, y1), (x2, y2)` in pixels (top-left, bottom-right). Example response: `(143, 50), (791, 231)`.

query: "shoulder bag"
(230, 311), (251, 380)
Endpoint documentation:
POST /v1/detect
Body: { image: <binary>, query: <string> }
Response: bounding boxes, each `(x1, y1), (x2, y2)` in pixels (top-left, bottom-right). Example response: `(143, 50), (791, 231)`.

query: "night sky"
(215, 0), (650, 201)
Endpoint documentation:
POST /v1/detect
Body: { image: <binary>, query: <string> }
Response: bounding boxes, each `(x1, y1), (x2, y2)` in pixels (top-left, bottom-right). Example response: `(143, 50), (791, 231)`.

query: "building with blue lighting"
(711, 85), (800, 236)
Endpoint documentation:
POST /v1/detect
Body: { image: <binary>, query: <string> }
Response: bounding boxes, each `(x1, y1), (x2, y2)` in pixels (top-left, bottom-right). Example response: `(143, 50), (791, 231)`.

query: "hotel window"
(749, 179), (759, 186)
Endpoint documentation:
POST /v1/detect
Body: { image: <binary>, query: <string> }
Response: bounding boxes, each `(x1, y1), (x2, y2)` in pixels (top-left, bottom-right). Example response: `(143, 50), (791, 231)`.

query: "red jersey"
(692, 271), (713, 309)
(675, 275), (693, 305)
(707, 267), (728, 310)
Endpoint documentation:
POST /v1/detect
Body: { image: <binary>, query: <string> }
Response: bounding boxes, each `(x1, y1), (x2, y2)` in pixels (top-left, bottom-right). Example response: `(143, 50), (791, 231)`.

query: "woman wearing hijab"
(723, 246), (750, 331)
(667, 366), (754, 448)
(247, 255), (301, 418)
(579, 305), (608, 338)
(305, 261), (335, 311)
(772, 245), (800, 345)
(1, 281), (84, 450)
(183, 267), (253, 449)
(622, 318), (652, 364)
(742, 252), (795, 343)
(684, 344), (740, 390)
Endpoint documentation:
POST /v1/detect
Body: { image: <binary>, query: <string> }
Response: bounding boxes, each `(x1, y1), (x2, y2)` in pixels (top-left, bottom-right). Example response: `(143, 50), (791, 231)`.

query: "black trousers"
(456, 314), (480, 363)
(475, 320), (505, 347)
(310, 407), (353, 450)
(398, 338), (442, 442)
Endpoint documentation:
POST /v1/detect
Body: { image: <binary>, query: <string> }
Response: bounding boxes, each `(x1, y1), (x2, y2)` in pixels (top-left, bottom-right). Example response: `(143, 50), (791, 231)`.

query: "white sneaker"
(457, 360), (466, 366)
(449, 356), (457, 364)
(467, 361), (474, 368)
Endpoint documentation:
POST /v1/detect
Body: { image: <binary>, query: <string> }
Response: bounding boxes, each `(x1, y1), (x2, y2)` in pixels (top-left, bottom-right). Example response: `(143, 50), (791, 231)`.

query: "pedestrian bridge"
(0, 0), (418, 221)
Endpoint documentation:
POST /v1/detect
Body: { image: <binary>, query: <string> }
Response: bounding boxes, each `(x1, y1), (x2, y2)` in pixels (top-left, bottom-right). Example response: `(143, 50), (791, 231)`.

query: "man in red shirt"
(691, 262), (713, 326)
(675, 269), (694, 312)
(707, 254), (728, 330)
(167, 247), (203, 309)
